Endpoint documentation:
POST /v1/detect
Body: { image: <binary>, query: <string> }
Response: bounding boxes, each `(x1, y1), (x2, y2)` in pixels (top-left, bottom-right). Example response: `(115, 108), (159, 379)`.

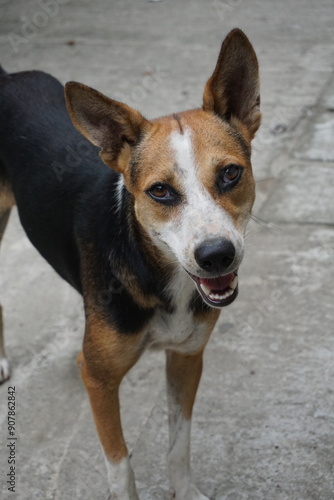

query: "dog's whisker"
(255, 176), (274, 184)
(251, 214), (281, 232)
(244, 229), (253, 240)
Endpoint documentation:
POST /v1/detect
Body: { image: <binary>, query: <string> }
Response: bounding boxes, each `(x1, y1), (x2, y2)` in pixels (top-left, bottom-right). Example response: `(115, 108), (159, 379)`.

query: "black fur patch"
(0, 70), (173, 335)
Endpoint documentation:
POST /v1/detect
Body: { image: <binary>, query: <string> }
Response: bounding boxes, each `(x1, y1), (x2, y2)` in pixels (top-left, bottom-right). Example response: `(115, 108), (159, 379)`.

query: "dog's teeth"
(202, 275), (238, 303)
(200, 284), (211, 296)
(230, 275), (238, 290)
(209, 287), (234, 302)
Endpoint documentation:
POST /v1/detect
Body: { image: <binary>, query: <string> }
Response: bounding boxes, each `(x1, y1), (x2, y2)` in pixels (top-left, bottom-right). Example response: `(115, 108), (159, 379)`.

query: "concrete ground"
(0, 0), (334, 499)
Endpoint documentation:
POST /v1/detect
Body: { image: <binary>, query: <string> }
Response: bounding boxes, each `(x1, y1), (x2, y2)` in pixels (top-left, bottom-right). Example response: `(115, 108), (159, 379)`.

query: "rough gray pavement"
(0, 1), (334, 499)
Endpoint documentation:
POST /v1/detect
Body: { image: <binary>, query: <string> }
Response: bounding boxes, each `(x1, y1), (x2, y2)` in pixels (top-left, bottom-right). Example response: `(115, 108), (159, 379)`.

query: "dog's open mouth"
(189, 271), (238, 308)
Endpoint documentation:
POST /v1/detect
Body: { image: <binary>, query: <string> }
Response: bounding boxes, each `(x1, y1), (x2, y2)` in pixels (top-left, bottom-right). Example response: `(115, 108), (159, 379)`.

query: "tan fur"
(0, 181), (15, 213)
(193, 304), (220, 329)
(166, 349), (204, 420)
(81, 312), (144, 462)
(78, 238), (162, 311)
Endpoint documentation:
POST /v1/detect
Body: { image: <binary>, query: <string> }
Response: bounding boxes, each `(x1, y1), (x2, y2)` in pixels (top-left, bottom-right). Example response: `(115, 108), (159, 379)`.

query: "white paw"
(170, 483), (210, 500)
(0, 357), (10, 383)
(105, 456), (140, 500)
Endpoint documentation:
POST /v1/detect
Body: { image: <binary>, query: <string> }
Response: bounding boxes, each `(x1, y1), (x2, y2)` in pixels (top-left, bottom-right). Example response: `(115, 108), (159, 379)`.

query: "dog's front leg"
(79, 320), (143, 500)
(166, 350), (210, 500)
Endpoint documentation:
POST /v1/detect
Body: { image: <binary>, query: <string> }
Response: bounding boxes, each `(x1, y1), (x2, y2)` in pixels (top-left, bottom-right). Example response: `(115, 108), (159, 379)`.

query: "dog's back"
(0, 69), (111, 291)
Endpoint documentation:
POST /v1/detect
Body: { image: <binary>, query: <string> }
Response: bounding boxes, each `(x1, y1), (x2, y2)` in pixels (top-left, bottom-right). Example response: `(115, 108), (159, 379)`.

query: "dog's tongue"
(199, 272), (234, 291)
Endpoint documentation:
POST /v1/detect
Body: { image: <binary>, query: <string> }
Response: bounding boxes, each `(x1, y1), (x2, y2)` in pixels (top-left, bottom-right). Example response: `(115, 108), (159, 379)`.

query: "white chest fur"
(145, 269), (209, 354)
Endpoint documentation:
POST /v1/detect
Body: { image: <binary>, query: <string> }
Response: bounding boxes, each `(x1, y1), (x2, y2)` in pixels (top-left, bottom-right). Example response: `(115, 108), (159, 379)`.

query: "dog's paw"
(0, 357), (11, 383)
(170, 484), (210, 500)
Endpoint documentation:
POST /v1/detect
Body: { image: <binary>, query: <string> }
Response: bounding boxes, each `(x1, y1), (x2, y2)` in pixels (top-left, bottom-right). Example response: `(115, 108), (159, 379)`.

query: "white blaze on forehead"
(170, 128), (194, 182)
(168, 128), (244, 262)
(170, 128), (213, 218)
(171, 128), (214, 212)
(170, 127), (215, 208)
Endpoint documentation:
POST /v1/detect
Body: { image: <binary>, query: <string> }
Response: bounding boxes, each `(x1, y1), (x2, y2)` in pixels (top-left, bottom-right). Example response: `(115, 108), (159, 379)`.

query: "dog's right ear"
(203, 29), (261, 140)
(65, 82), (151, 171)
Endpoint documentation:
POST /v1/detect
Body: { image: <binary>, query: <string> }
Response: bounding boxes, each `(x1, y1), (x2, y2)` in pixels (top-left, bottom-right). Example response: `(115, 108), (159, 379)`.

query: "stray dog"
(0, 29), (260, 500)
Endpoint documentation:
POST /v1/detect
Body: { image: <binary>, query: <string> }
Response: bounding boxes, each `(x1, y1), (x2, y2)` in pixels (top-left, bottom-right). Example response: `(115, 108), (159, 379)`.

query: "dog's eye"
(218, 164), (243, 192)
(150, 184), (170, 198)
(147, 183), (181, 206)
(223, 165), (241, 182)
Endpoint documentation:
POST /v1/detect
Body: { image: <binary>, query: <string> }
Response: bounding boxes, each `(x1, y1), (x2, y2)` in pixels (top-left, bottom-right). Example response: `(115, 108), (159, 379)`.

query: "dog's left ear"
(203, 28), (261, 140)
(65, 82), (151, 171)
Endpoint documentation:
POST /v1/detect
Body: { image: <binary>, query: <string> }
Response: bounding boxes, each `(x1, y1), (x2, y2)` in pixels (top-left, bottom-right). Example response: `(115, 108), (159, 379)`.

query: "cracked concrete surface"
(0, 0), (334, 499)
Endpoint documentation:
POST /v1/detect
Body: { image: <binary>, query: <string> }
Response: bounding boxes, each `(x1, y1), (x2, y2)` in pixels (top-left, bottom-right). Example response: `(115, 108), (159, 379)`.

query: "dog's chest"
(145, 273), (209, 354)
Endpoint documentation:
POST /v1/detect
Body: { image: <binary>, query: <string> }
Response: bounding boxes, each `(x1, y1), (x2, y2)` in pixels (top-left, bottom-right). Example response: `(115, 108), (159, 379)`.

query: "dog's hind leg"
(0, 158), (15, 382)
(0, 207), (12, 382)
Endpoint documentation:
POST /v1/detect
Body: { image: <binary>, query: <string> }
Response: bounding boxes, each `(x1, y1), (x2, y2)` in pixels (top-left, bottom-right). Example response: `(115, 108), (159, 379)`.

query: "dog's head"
(65, 29), (261, 308)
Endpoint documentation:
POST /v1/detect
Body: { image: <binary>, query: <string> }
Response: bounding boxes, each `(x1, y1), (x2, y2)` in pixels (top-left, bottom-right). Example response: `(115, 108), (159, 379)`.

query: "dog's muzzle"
(189, 238), (239, 307)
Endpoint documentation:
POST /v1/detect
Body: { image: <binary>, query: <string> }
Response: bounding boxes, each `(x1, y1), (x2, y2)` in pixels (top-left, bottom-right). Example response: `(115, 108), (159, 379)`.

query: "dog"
(0, 28), (261, 500)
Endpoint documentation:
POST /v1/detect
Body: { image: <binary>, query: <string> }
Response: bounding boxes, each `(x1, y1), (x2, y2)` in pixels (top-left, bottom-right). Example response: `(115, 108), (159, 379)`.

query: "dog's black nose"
(195, 238), (236, 274)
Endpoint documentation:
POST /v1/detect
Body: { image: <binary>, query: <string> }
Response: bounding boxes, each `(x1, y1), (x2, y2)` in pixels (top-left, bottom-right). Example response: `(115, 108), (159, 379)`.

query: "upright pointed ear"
(65, 82), (150, 170)
(203, 28), (261, 140)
